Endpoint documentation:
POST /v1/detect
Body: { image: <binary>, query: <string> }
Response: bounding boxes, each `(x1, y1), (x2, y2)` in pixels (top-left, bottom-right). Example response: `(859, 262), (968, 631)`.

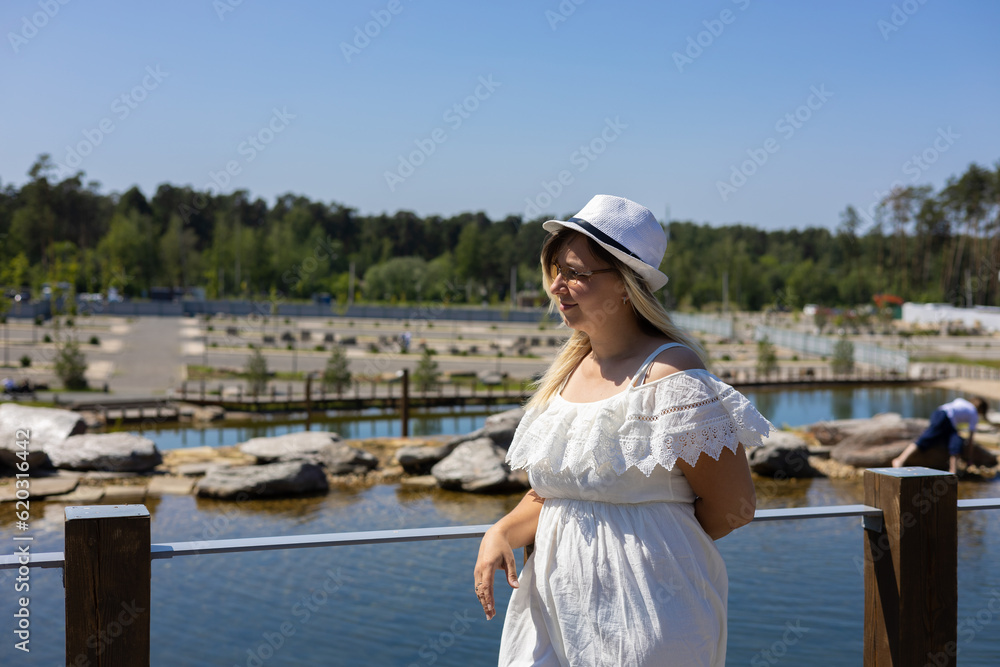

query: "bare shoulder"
(644, 343), (705, 382)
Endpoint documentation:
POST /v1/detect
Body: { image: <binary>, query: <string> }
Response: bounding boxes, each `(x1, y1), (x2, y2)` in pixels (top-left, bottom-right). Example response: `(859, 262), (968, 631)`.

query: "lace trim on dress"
(506, 369), (772, 477)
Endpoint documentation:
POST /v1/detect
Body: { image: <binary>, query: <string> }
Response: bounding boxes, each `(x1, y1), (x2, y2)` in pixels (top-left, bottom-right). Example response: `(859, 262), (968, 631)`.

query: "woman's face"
(548, 234), (627, 334)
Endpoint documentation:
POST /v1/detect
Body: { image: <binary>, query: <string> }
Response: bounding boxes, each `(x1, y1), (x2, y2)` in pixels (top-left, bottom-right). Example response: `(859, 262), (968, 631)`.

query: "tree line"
(1, 155), (997, 312)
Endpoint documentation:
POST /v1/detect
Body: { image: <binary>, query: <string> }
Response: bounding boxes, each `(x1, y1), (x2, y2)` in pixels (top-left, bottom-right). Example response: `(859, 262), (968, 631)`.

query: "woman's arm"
(675, 443), (756, 540)
(641, 346), (756, 539)
(473, 489), (545, 619)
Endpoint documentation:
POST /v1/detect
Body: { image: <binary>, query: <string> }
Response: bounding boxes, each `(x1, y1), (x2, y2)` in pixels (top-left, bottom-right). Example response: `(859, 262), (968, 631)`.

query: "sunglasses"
(551, 261), (616, 284)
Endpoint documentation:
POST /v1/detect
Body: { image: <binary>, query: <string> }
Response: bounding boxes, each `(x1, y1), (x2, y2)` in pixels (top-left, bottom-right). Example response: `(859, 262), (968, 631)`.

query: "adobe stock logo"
(55, 66), (170, 177)
(7, 0), (72, 54)
(716, 84), (833, 202)
(340, 0), (412, 63)
(383, 75), (501, 192)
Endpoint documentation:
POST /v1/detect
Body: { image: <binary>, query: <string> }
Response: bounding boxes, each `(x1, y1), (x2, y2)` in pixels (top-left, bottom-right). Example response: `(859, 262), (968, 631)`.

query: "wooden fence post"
(863, 467), (957, 666)
(400, 368), (409, 437)
(65, 505), (151, 667)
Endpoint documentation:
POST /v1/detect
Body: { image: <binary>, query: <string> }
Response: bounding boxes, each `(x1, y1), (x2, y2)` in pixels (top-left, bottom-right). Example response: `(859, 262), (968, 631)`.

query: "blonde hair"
(526, 230), (705, 410)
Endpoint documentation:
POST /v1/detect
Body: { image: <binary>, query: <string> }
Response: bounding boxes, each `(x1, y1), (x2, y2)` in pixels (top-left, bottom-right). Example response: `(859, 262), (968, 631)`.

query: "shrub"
(831, 337), (855, 374)
(89, 335), (100, 345)
(322, 344), (352, 394)
(43, 334), (52, 343)
(413, 348), (440, 392)
(55, 339), (88, 390)
(20, 355), (30, 368)
(756, 336), (777, 376)
(244, 347), (268, 396)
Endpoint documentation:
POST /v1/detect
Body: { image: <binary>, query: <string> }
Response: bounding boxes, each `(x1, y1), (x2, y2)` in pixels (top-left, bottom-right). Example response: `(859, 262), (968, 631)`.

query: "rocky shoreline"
(1, 403), (998, 505)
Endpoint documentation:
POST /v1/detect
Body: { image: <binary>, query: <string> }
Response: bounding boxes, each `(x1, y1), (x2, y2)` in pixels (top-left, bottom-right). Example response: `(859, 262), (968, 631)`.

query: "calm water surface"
(2, 386), (998, 666)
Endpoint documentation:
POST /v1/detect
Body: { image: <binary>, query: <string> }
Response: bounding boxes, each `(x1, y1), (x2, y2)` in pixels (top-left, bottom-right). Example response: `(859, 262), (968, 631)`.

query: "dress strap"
(630, 342), (687, 388)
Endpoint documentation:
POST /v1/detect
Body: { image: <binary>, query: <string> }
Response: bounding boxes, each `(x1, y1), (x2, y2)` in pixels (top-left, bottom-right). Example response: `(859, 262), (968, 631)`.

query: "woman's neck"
(586, 319), (659, 365)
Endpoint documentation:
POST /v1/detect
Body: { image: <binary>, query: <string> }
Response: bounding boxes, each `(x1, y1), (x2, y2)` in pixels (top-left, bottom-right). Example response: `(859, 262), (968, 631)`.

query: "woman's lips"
(558, 301), (576, 311)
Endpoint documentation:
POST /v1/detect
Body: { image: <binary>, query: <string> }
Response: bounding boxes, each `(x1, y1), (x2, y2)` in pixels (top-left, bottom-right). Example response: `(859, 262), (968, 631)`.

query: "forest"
(1, 155), (998, 312)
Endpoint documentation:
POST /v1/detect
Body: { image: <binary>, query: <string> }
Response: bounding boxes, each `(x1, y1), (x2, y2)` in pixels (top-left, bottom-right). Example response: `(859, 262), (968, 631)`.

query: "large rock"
(317, 442), (378, 474)
(481, 408), (525, 449)
(397, 442), (460, 475)
(446, 407), (525, 450)
(431, 437), (528, 493)
(832, 440), (914, 468)
(834, 440), (998, 470)
(47, 433), (162, 472)
(196, 462), (329, 499)
(806, 413), (925, 447)
(828, 414), (928, 468)
(238, 431), (342, 463)
(747, 431), (819, 478)
(0, 404), (86, 469)
(238, 431), (377, 474)
(398, 408), (525, 475)
(833, 414), (928, 450)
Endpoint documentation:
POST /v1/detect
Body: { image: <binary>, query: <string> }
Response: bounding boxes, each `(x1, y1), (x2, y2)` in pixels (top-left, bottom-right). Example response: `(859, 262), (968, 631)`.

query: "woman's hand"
(471, 489), (543, 619)
(473, 525), (519, 620)
(676, 443), (757, 540)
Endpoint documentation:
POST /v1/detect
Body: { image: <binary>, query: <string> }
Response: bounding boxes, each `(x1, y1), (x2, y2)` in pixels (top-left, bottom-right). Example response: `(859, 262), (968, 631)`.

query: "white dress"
(499, 343), (772, 667)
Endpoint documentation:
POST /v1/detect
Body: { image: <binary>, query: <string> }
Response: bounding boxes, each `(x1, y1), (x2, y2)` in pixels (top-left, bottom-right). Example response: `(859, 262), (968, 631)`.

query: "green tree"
(756, 336), (777, 376)
(244, 346), (268, 396)
(54, 337), (88, 390)
(322, 344), (352, 394)
(412, 348), (440, 392)
(831, 337), (855, 374)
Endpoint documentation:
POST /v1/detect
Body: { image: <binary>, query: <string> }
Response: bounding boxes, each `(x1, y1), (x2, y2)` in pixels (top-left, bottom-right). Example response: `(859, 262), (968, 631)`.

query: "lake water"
(3, 385), (999, 666)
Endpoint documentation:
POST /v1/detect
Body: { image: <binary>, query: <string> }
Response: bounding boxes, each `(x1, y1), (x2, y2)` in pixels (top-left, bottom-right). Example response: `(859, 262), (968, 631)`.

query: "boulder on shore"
(397, 407), (525, 475)
(447, 407), (525, 450)
(238, 431), (342, 463)
(318, 442), (379, 474)
(807, 413), (926, 447)
(747, 431), (819, 478)
(0, 403), (86, 469)
(397, 442), (457, 475)
(47, 433), (162, 472)
(238, 431), (377, 474)
(196, 461), (329, 499)
(831, 439), (998, 470)
(431, 437), (528, 493)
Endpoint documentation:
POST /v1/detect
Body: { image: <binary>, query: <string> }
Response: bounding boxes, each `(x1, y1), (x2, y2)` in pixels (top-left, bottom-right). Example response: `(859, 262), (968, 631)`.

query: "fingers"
(474, 573), (495, 620)
(502, 551), (519, 589)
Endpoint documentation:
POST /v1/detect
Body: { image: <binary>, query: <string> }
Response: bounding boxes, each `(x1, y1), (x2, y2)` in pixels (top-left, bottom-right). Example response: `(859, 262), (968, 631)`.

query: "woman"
(892, 396), (989, 474)
(473, 195), (771, 666)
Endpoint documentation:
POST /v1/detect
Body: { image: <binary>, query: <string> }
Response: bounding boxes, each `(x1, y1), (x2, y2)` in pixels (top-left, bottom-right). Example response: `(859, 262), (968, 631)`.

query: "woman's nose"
(549, 272), (567, 293)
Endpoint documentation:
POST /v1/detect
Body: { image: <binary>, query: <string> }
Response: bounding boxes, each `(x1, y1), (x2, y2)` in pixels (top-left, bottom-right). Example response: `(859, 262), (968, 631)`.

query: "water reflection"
(831, 389), (853, 420)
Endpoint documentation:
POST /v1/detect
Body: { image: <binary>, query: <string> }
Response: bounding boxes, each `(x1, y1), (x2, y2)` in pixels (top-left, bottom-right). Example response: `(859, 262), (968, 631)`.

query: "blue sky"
(2, 0), (998, 231)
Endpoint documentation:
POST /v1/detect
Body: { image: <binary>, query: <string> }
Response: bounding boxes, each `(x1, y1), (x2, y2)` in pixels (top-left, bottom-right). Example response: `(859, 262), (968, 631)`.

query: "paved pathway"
(107, 317), (185, 397)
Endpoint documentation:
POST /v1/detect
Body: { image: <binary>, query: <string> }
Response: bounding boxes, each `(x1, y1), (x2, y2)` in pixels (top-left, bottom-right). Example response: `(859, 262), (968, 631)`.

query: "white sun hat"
(542, 194), (669, 291)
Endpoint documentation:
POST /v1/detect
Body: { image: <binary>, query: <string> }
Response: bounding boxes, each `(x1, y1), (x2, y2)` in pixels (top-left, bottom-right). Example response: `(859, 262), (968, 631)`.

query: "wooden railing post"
(65, 505), (151, 667)
(863, 467), (957, 666)
(400, 368), (409, 437)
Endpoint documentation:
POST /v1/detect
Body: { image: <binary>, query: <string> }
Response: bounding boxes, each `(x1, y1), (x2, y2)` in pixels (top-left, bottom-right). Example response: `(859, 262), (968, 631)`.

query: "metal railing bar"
(0, 550), (64, 570)
(2, 499), (996, 571)
(958, 498), (1000, 511)
(753, 504), (882, 521)
(148, 523), (494, 560)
